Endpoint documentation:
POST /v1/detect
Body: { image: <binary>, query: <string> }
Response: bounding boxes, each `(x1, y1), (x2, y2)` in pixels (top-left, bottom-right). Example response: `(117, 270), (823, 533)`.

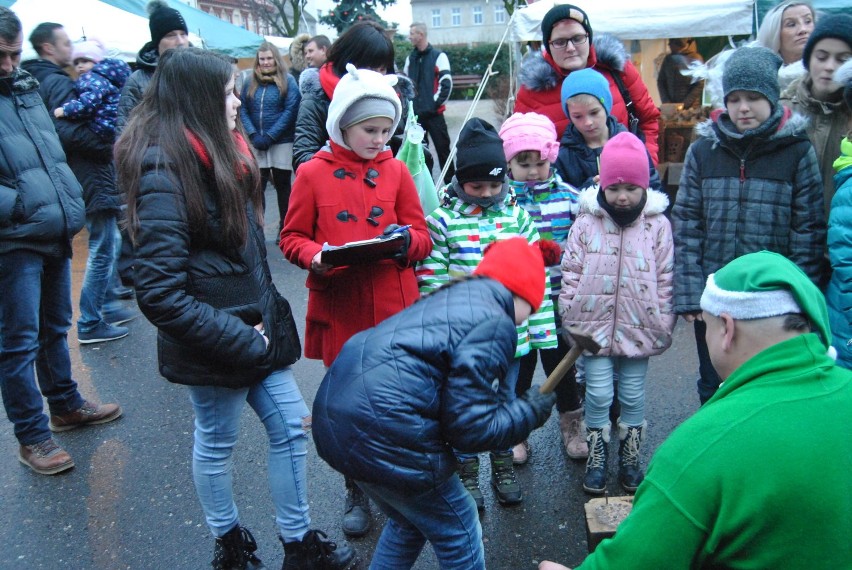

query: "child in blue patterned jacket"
(53, 38), (130, 142)
(498, 112), (586, 465)
(416, 117), (556, 509)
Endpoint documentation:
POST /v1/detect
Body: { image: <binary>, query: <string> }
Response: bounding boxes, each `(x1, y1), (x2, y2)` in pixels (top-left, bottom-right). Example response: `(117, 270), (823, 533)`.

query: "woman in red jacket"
(514, 4), (661, 164)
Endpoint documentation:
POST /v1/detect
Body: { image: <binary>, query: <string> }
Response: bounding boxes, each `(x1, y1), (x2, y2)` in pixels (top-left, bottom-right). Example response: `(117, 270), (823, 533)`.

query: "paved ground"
(0, 102), (704, 569)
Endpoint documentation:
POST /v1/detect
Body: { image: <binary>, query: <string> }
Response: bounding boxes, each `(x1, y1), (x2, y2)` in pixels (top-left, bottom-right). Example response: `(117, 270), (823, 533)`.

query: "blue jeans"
(0, 250), (84, 445)
(693, 320), (722, 404)
(78, 213), (120, 332)
(456, 358), (520, 461)
(359, 475), (485, 570)
(188, 368), (312, 540)
(584, 355), (648, 427)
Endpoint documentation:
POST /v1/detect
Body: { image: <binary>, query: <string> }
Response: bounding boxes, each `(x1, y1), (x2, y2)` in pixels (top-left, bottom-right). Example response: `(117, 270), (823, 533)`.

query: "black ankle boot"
(617, 420), (646, 493)
(582, 425), (610, 495)
(281, 530), (357, 570)
(342, 478), (371, 537)
(212, 525), (265, 570)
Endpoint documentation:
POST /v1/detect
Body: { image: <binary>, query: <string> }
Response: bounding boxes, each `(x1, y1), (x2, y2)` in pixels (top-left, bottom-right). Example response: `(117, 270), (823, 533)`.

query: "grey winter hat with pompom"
(836, 59), (852, 112)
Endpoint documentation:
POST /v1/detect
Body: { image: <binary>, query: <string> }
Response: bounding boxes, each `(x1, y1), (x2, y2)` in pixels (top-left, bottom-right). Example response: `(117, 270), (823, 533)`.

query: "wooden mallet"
(539, 327), (601, 394)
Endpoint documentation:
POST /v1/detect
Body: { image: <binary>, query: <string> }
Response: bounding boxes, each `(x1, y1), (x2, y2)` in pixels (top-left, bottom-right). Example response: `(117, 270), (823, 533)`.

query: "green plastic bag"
(397, 102), (439, 215)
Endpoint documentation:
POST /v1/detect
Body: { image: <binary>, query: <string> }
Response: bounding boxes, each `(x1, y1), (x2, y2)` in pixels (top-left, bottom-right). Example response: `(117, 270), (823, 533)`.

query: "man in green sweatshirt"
(540, 250), (852, 570)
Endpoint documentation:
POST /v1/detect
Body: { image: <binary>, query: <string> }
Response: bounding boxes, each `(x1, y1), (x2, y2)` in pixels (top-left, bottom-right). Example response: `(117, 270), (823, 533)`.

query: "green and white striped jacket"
(416, 187), (557, 357)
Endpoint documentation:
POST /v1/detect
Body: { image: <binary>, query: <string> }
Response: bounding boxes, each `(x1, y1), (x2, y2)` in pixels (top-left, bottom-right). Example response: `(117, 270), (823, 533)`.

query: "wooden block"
(584, 496), (634, 553)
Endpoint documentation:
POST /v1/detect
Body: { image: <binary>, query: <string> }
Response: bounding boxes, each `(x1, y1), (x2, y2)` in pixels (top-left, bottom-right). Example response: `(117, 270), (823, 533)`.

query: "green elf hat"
(700, 251), (833, 354)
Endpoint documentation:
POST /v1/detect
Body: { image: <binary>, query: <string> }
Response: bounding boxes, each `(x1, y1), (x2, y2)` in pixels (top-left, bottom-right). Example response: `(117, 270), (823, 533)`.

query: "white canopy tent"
(11, 0), (203, 62)
(510, 0), (755, 42)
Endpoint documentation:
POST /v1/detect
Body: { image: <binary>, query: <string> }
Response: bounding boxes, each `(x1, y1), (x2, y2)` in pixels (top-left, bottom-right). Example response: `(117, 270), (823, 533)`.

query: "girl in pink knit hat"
(53, 38), (130, 142)
(559, 131), (675, 496)
(498, 112), (586, 465)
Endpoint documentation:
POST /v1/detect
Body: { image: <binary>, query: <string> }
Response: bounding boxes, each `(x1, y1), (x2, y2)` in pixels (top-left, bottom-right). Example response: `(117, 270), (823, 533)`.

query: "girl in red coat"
(279, 64), (432, 535)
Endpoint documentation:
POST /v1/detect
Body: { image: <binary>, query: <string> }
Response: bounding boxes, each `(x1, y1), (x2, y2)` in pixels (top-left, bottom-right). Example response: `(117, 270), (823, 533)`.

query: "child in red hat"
(314, 237), (556, 570)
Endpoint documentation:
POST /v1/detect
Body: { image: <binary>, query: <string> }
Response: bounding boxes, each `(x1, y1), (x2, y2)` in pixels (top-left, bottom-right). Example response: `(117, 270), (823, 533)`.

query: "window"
(432, 9), (442, 28)
(494, 5), (505, 24)
(473, 6), (482, 25)
(451, 7), (461, 26)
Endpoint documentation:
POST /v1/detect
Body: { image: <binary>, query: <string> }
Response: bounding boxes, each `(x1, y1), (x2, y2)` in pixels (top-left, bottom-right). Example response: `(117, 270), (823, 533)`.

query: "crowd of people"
(1, 0), (851, 569)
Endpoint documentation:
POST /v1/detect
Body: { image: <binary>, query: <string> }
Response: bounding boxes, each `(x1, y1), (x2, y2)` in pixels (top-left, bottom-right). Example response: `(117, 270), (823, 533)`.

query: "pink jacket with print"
(559, 187), (675, 358)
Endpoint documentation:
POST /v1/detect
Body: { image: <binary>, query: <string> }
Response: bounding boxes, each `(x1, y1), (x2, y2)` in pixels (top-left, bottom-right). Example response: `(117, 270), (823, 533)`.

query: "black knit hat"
(455, 118), (507, 184)
(541, 4), (592, 57)
(803, 14), (852, 71)
(147, 0), (188, 47)
(723, 46), (783, 110)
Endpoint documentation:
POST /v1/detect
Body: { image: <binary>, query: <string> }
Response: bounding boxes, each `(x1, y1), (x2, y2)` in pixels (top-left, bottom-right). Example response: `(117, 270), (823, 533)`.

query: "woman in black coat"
(115, 48), (355, 570)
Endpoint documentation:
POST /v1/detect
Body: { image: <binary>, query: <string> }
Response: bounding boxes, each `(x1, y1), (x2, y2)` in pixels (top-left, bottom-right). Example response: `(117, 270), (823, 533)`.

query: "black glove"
(520, 386), (556, 430)
(382, 224), (410, 260)
(250, 132), (270, 150)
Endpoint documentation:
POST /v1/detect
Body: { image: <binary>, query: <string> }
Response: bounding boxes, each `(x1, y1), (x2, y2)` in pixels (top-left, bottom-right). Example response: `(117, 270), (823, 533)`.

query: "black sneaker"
(490, 451), (522, 505)
(78, 322), (129, 344)
(103, 306), (138, 326)
(212, 525), (265, 570)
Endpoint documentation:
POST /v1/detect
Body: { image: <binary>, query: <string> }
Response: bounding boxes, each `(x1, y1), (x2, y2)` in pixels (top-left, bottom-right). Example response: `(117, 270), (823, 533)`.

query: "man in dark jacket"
(0, 7), (121, 476)
(23, 22), (137, 343)
(404, 22), (455, 183)
(116, 0), (188, 136)
(313, 238), (556, 569)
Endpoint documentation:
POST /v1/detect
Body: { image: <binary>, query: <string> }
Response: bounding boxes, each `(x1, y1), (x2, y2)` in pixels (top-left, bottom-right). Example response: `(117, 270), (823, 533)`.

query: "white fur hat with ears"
(326, 63), (402, 149)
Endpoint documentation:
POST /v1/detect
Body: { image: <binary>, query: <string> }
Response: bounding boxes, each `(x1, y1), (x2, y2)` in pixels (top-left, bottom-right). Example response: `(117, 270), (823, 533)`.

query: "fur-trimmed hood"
(289, 34), (311, 73)
(518, 33), (629, 92)
(577, 185), (669, 218)
(695, 107), (809, 146)
(1, 67), (40, 95)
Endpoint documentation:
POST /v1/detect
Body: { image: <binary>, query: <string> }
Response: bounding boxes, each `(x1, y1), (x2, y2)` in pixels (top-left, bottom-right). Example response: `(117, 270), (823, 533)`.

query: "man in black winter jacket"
(404, 22), (455, 183)
(23, 22), (137, 344)
(0, 8), (121, 477)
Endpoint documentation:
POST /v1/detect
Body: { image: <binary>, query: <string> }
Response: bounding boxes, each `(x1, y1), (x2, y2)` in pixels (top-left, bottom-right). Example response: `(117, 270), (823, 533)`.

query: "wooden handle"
(539, 344), (584, 394)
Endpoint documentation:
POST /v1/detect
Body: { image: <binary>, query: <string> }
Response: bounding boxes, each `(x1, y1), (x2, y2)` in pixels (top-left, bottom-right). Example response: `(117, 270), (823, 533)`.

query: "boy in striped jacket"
(416, 117), (556, 509)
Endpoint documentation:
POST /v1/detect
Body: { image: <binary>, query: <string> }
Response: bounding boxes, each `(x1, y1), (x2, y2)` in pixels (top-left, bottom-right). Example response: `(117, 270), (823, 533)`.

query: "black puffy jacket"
(313, 277), (540, 493)
(132, 145), (301, 388)
(0, 68), (84, 256)
(21, 58), (119, 215)
(116, 42), (157, 137)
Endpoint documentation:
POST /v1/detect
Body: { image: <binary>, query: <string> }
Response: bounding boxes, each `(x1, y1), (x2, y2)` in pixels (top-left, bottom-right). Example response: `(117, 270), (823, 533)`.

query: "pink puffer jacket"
(559, 187), (675, 357)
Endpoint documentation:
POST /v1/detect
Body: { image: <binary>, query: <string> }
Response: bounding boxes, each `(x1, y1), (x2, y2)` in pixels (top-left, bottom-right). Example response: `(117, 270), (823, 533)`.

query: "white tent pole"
(438, 7), (517, 184)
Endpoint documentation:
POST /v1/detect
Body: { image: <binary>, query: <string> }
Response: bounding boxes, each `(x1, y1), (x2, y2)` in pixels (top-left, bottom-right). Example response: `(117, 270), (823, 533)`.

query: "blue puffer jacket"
(313, 277), (541, 494)
(240, 75), (301, 144)
(827, 139), (852, 369)
(555, 115), (662, 192)
(0, 68), (84, 257)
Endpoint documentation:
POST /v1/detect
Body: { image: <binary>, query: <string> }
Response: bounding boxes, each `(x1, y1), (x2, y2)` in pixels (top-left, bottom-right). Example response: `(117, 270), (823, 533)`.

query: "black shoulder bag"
(611, 71), (645, 142)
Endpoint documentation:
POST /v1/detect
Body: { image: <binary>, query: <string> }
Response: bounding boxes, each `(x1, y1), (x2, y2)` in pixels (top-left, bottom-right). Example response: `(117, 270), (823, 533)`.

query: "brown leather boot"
(19, 438), (74, 475)
(559, 408), (588, 459)
(50, 400), (122, 432)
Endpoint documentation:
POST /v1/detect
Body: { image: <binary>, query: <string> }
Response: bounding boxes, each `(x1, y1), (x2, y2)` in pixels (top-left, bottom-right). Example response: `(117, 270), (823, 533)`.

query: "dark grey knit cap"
(541, 4), (592, 58)
(723, 46), (783, 109)
(455, 118), (507, 184)
(803, 14), (852, 71)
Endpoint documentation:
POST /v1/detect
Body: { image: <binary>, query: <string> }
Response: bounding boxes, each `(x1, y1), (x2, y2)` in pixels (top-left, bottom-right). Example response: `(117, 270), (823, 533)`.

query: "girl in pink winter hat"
(498, 112), (587, 464)
(53, 38), (130, 142)
(559, 131), (675, 496)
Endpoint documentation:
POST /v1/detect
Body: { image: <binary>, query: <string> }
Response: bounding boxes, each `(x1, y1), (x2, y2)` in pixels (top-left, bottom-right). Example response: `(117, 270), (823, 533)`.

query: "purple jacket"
(559, 187), (675, 357)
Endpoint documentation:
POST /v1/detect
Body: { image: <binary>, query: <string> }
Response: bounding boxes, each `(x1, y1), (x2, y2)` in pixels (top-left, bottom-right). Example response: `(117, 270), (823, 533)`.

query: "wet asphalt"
(0, 101), (701, 569)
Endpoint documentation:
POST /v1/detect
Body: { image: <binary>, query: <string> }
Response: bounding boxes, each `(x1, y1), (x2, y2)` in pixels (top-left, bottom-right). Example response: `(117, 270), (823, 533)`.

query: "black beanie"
(455, 118), (507, 184)
(147, 0), (188, 47)
(541, 4), (592, 57)
(803, 14), (852, 71)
